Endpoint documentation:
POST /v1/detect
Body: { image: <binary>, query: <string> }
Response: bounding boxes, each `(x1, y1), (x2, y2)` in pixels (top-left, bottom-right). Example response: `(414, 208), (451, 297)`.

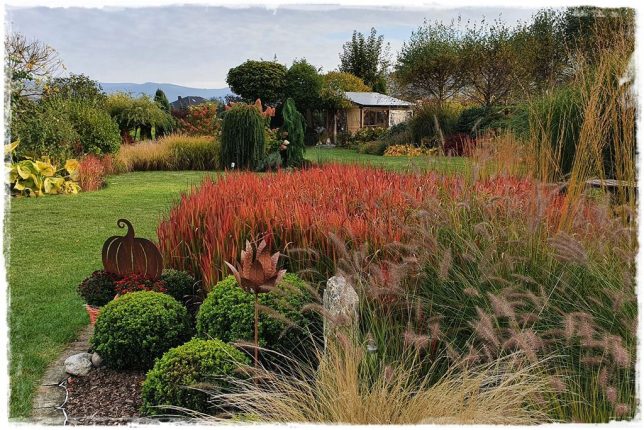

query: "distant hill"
(99, 82), (232, 102)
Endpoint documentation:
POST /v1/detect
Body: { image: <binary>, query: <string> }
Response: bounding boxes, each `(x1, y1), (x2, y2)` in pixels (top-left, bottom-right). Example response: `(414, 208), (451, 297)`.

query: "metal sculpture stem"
(254, 292), (259, 367)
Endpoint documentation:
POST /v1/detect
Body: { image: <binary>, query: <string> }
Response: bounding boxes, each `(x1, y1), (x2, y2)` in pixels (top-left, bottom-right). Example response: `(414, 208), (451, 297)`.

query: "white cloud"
(6, 5), (537, 88)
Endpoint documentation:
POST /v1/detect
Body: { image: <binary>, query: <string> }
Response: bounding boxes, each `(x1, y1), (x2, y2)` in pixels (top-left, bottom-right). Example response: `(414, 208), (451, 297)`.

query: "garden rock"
(323, 275), (359, 345)
(91, 352), (104, 367)
(65, 353), (93, 376)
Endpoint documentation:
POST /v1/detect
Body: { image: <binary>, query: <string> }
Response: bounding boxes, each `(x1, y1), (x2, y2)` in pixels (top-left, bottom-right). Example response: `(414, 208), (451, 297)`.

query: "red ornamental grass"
(78, 154), (109, 191)
(158, 165), (448, 287)
(156, 165), (596, 289)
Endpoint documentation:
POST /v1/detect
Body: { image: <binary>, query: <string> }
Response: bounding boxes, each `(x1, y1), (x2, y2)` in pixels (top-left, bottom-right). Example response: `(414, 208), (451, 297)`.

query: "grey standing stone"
(322, 275), (359, 346)
(91, 352), (103, 367)
(64, 352), (93, 376)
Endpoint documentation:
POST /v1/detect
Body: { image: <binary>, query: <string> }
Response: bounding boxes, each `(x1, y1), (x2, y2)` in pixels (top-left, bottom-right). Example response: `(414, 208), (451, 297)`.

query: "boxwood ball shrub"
(77, 270), (120, 307)
(196, 274), (320, 357)
(161, 269), (200, 312)
(91, 291), (192, 370)
(357, 140), (388, 155)
(140, 338), (250, 416)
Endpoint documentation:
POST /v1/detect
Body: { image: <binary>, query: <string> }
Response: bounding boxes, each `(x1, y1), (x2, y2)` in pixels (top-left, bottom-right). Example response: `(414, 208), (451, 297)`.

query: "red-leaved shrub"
(175, 103), (220, 136)
(114, 273), (167, 296)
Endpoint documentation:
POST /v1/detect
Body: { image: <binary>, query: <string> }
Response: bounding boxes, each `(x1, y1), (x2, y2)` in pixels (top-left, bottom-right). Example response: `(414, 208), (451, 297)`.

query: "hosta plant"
(6, 142), (81, 196)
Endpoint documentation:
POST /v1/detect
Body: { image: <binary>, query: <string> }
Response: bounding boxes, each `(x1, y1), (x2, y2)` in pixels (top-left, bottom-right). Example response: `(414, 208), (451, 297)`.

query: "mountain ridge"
(100, 82), (231, 102)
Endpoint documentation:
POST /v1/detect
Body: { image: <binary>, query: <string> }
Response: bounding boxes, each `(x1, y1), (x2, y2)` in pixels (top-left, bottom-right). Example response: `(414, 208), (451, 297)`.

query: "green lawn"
(7, 149), (467, 418)
(305, 147), (469, 174)
(6, 171), (212, 418)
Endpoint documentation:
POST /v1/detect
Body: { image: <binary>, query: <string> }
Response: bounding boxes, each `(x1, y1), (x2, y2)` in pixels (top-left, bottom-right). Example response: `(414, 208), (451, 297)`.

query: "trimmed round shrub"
(357, 140), (388, 155)
(91, 291), (192, 370)
(140, 338), (250, 416)
(161, 269), (200, 309)
(196, 274), (320, 356)
(77, 270), (120, 307)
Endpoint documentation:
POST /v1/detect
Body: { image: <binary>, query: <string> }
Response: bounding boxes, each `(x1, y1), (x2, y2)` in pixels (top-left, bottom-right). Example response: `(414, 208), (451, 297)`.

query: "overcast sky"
(5, 4), (538, 88)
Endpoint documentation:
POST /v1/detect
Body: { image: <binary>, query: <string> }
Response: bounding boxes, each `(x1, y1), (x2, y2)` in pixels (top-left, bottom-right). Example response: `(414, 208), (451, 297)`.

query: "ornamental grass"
(157, 164), (600, 289)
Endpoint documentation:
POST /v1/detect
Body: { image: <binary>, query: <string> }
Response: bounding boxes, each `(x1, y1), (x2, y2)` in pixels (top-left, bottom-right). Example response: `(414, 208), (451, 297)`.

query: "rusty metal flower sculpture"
(225, 237), (286, 295)
(225, 235), (286, 365)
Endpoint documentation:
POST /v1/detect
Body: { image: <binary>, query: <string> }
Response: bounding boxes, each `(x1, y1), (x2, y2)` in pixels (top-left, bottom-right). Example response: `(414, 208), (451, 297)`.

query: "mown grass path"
(306, 147), (469, 174)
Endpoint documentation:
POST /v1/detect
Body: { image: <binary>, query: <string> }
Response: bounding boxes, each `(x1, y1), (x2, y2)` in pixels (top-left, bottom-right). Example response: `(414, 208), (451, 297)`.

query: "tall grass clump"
(417, 192), (636, 421)
(220, 104), (265, 170)
(77, 154), (114, 191)
(167, 135), (221, 170)
(408, 100), (463, 147)
(519, 18), (635, 220)
(116, 134), (221, 171)
(332, 178), (637, 423)
(208, 340), (551, 424)
(157, 165), (591, 290)
(157, 165), (450, 287)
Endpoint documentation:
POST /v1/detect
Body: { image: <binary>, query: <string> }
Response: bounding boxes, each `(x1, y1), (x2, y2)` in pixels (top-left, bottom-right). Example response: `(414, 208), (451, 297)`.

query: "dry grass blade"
(204, 340), (553, 424)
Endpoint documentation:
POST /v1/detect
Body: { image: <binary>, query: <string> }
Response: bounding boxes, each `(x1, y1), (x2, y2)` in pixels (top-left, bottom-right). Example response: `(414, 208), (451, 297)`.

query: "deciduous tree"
(563, 6), (634, 64)
(339, 28), (390, 93)
(226, 60), (287, 106)
(395, 19), (462, 103)
(5, 33), (64, 100)
(513, 9), (568, 92)
(460, 20), (520, 107)
(283, 59), (322, 114)
(43, 74), (106, 105)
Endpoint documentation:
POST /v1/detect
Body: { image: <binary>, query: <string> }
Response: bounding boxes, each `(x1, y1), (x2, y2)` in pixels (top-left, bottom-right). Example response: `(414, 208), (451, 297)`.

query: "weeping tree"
(106, 92), (173, 141)
(281, 98), (306, 167)
(221, 104), (265, 170)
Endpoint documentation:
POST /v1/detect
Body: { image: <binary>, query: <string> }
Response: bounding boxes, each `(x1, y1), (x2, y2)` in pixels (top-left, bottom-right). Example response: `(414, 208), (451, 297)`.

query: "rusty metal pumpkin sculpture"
(102, 219), (163, 279)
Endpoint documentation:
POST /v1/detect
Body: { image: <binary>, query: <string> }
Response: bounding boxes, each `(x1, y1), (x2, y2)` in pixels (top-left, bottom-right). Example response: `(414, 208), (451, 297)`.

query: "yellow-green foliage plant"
(384, 144), (438, 157)
(6, 141), (81, 196)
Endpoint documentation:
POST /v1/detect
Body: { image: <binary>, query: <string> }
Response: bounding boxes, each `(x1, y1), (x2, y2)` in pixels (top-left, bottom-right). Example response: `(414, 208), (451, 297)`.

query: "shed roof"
(170, 96), (208, 110)
(344, 92), (414, 107)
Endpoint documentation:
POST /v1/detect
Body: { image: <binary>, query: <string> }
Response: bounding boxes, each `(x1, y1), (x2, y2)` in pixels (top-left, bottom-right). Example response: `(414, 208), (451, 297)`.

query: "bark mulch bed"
(65, 367), (146, 425)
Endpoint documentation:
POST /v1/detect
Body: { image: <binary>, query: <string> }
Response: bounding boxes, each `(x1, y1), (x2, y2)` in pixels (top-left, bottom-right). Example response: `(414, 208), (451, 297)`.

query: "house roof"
(170, 96), (208, 110)
(344, 92), (414, 107)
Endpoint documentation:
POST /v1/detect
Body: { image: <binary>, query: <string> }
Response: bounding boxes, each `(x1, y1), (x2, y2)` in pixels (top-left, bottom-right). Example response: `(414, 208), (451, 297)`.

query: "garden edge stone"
(30, 325), (94, 425)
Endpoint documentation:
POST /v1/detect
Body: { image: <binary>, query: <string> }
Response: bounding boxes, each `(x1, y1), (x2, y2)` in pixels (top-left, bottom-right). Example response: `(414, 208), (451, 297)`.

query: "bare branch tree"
(5, 32), (65, 99)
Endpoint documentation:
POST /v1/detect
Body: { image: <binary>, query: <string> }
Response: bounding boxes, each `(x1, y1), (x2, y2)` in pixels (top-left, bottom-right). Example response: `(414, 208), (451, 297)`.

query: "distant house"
(170, 96), (208, 111)
(323, 92), (414, 144)
(343, 92), (414, 133)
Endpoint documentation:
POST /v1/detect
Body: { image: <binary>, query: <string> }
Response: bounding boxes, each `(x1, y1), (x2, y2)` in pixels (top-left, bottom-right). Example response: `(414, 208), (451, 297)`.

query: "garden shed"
(343, 92), (414, 133)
